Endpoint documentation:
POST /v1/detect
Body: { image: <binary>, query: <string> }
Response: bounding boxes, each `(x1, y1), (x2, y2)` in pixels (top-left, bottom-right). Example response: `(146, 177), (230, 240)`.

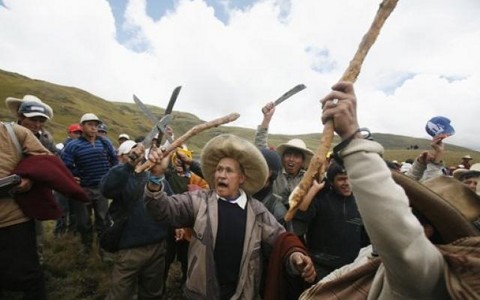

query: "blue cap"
(18, 101), (53, 119)
(425, 116), (455, 138)
(98, 123), (108, 133)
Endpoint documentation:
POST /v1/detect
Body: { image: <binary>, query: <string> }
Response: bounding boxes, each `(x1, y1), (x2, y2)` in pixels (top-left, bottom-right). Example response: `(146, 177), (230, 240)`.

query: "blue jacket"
(100, 163), (170, 249)
(61, 136), (118, 187)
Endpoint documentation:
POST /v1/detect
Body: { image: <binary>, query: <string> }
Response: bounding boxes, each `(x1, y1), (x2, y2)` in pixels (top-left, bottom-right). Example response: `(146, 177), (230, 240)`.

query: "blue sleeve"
(61, 142), (79, 177)
(101, 163), (149, 209)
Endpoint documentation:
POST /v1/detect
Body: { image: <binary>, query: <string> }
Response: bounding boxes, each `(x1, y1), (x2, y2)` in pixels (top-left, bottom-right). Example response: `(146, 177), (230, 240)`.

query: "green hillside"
(0, 68), (478, 166)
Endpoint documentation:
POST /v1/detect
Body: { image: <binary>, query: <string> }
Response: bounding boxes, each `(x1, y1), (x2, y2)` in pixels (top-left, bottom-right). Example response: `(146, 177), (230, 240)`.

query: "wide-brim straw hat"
(391, 172), (480, 244)
(276, 138), (314, 168)
(452, 163), (480, 181)
(5, 95), (53, 119)
(201, 134), (268, 195)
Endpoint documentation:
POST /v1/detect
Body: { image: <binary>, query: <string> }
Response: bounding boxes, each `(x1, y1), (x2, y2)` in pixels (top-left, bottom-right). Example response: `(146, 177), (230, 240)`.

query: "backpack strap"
(2, 122), (23, 157)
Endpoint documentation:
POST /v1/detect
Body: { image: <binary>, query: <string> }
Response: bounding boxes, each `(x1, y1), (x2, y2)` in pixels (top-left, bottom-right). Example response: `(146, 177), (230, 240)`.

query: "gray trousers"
(71, 187), (109, 249)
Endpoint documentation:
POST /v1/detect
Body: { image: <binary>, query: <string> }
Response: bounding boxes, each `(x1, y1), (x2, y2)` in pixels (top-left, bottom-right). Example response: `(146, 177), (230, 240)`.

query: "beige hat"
(462, 155), (473, 160)
(392, 172), (480, 244)
(118, 133), (130, 140)
(80, 113), (101, 124)
(5, 95), (53, 119)
(453, 163), (480, 181)
(201, 134), (268, 195)
(276, 138), (314, 168)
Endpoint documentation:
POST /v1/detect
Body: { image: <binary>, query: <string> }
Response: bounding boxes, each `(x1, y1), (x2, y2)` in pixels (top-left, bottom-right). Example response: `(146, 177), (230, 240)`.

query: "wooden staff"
(135, 112), (240, 173)
(284, 0), (399, 221)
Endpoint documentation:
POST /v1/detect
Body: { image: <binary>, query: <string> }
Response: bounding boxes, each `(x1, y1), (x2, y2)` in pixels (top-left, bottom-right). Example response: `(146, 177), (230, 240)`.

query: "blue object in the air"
(425, 116), (455, 138)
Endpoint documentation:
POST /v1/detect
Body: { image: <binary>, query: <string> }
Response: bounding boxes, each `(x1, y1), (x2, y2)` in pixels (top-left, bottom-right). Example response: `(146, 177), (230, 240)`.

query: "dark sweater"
(214, 200), (247, 300)
(302, 188), (369, 268)
(100, 163), (170, 249)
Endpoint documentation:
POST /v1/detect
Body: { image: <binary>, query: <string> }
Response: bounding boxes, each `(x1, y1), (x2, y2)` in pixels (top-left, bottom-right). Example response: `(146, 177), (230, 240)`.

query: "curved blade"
(142, 115), (172, 147)
(165, 86), (182, 115)
(133, 94), (158, 125)
(273, 84), (306, 106)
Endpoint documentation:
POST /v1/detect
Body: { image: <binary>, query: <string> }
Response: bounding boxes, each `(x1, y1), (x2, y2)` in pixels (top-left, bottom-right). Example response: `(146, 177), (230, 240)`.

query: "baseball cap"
(425, 116), (455, 138)
(18, 101), (53, 119)
(117, 140), (136, 155)
(68, 123), (82, 133)
(98, 124), (108, 133)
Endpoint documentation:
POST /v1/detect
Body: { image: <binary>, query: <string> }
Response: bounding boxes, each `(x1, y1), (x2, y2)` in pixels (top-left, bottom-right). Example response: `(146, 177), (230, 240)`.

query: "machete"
(133, 94), (158, 125)
(261, 84), (306, 113)
(133, 86), (182, 145)
(128, 114), (172, 161)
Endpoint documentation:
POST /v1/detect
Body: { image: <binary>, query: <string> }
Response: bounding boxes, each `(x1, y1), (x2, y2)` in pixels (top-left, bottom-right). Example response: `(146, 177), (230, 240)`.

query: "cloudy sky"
(1, 0), (479, 150)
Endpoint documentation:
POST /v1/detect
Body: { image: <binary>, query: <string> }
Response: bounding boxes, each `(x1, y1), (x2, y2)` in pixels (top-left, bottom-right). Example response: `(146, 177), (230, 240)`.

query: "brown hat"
(201, 134), (268, 195)
(392, 172), (480, 244)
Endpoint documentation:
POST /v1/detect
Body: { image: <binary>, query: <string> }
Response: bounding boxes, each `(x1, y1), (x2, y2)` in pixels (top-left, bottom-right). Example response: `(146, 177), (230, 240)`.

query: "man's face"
(81, 121), (99, 138)
(282, 149), (304, 176)
(214, 157), (245, 200)
(68, 131), (82, 139)
(332, 174), (352, 197)
(462, 176), (479, 193)
(18, 115), (47, 134)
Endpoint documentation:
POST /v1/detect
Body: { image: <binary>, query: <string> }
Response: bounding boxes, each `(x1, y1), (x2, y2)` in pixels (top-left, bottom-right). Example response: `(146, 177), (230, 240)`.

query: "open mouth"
(217, 182), (228, 188)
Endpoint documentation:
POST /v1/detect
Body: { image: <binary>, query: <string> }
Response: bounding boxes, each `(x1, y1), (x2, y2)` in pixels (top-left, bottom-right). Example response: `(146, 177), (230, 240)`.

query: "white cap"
(118, 133), (130, 140)
(117, 140), (136, 155)
(80, 113), (101, 124)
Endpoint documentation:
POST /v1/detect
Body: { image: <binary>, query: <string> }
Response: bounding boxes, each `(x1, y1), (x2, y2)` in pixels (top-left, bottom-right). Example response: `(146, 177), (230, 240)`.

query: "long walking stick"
(285, 0), (399, 221)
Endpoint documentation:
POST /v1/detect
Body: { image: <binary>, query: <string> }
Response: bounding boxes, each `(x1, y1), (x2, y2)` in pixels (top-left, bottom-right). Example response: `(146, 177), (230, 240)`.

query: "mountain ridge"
(0, 68), (478, 164)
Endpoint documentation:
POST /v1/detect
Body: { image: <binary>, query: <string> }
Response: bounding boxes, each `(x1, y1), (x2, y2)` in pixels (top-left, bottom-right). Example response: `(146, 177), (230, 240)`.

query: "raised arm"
(321, 81), (445, 297)
(254, 101), (275, 148)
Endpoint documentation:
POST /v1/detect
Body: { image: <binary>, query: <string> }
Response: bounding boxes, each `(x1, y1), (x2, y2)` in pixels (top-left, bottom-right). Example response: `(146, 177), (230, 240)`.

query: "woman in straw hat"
(143, 134), (316, 299)
(300, 81), (480, 299)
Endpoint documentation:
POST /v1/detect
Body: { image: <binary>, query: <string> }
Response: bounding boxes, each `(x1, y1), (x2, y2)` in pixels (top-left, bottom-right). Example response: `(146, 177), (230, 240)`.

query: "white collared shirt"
(217, 189), (247, 210)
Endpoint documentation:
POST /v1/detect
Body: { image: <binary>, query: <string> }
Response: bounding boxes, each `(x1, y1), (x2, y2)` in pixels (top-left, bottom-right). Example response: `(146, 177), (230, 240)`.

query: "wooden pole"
(285, 0), (399, 221)
(135, 113), (240, 173)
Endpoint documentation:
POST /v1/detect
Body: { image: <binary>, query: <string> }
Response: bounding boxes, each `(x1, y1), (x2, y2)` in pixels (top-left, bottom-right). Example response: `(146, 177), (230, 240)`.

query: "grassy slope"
(0, 69), (478, 167)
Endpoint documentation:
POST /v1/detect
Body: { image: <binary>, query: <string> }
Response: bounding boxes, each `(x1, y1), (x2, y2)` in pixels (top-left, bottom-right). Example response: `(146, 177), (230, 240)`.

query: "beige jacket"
(144, 188), (285, 299)
(0, 123), (50, 228)
(301, 139), (449, 299)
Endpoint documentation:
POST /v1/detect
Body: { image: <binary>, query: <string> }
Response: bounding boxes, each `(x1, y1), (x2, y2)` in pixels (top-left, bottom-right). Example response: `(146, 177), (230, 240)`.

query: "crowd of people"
(1, 82), (479, 299)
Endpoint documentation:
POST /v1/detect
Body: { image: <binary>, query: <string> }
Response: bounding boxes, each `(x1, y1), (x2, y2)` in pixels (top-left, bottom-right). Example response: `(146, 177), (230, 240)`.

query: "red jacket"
(13, 155), (88, 220)
(264, 232), (312, 300)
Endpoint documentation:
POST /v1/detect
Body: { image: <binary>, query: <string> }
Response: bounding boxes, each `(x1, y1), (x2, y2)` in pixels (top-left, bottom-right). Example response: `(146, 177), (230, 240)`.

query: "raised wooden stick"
(135, 113), (240, 173)
(285, 0), (399, 221)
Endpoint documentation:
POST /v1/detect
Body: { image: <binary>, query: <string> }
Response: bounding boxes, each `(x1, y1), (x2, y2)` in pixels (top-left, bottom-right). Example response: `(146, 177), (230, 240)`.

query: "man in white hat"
(460, 154), (473, 169)
(453, 163), (480, 194)
(61, 113), (118, 256)
(118, 133), (130, 146)
(0, 121), (50, 299)
(5, 95), (57, 265)
(144, 134), (316, 299)
(5, 95), (57, 153)
(255, 102), (314, 237)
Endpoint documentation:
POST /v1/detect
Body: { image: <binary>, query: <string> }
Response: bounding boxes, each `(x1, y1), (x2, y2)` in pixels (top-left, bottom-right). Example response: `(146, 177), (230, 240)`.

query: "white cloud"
(0, 0), (479, 150)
